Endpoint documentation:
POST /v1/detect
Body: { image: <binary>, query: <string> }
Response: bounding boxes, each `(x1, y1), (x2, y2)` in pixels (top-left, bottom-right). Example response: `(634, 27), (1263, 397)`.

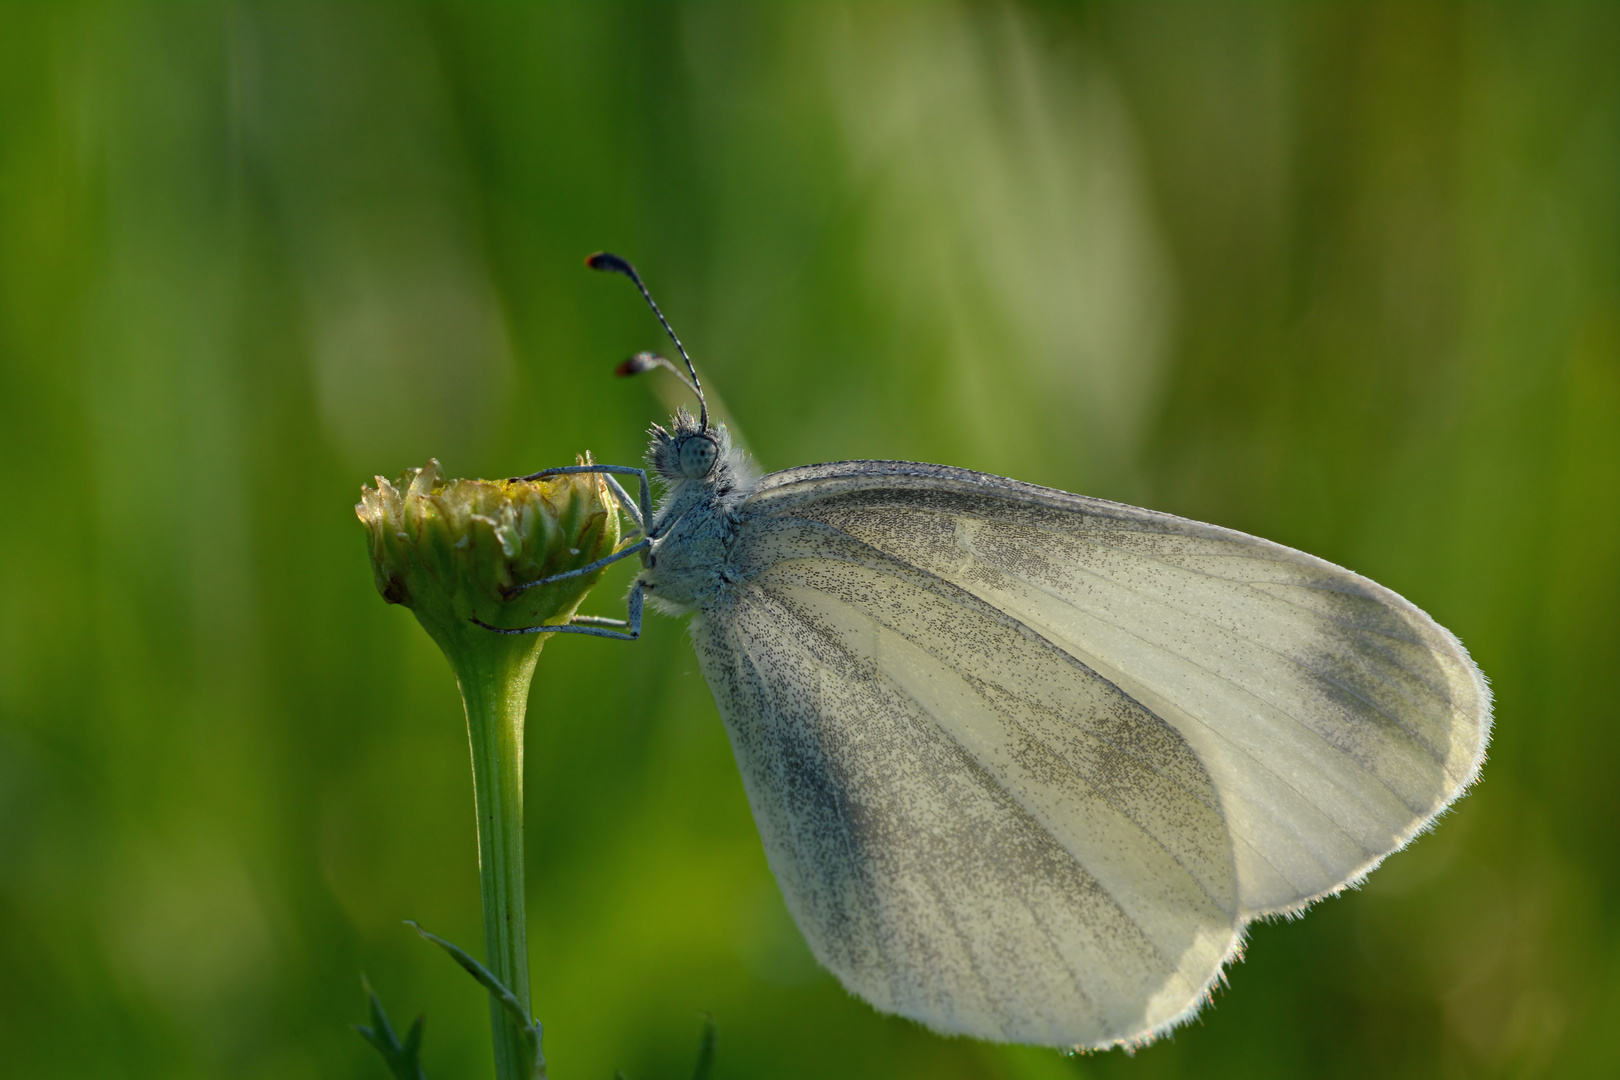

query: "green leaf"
(615, 1014), (717, 1080)
(354, 976), (428, 1080)
(692, 1014), (717, 1080)
(408, 921), (547, 1080)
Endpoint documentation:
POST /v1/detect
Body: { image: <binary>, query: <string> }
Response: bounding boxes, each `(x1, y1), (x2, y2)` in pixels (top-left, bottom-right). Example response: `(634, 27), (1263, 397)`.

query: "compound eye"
(677, 434), (719, 478)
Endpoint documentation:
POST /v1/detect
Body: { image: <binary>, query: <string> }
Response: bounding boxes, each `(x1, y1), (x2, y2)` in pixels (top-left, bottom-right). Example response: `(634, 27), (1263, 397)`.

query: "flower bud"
(356, 458), (621, 653)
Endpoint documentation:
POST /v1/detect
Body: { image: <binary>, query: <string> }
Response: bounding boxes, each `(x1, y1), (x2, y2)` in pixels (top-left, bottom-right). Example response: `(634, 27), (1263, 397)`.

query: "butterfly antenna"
(586, 252), (708, 431)
(615, 351), (701, 398)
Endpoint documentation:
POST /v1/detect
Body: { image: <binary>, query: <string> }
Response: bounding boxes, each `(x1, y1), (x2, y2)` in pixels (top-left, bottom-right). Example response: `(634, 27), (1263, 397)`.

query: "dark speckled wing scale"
(687, 460), (1490, 1050)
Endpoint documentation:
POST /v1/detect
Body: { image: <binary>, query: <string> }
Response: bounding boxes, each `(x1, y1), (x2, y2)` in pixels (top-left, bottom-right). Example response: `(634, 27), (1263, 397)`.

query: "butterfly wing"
(691, 537), (1241, 1047)
(691, 460), (1489, 1048)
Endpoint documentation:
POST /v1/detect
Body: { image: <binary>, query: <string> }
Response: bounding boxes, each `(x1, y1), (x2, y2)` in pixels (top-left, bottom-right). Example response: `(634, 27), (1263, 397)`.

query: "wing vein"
(773, 523), (1393, 854)
(983, 524), (1457, 699)
(757, 523), (1228, 816)
(802, 577), (1234, 916)
(1000, 553), (1454, 793)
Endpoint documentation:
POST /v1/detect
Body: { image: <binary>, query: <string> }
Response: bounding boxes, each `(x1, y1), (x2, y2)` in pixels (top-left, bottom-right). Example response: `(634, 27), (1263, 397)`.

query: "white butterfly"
(480, 254), (1492, 1050)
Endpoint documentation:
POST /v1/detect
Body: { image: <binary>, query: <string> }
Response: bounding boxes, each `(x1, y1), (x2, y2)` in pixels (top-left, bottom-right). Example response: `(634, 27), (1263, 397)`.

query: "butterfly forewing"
(739, 462), (1491, 923)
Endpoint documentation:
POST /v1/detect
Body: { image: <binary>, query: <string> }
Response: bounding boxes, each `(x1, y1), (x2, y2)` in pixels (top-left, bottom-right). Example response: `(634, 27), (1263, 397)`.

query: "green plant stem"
(445, 628), (546, 1080)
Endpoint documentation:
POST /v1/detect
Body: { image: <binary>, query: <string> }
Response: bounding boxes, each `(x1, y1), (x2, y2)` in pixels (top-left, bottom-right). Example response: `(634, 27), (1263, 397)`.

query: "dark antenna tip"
(616, 351), (701, 398)
(586, 251), (634, 275)
(614, 352), (659, 377)
(586, 252), (708, 431)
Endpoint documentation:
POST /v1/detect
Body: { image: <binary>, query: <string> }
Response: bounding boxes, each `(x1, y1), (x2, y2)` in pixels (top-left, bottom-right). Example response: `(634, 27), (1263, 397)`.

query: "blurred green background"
(1, 2), (1616, 1077)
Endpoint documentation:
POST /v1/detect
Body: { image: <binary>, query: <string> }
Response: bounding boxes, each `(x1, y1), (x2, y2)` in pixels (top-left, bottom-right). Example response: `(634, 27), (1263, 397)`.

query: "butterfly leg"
(471, 581), (644, 641)
(502, 537), (650, 598)
(517, 463), (652, 534)
(599, 473), (645, 534)
(568, 615), (630, 628)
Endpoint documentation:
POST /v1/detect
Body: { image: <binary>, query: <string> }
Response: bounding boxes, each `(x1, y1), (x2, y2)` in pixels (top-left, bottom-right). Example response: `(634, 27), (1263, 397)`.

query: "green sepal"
(356, 457), (623, 653)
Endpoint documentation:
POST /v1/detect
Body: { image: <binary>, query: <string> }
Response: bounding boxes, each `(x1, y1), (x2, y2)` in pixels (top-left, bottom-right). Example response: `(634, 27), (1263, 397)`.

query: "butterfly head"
(646, 408), (756, 501)
(649, 408), (724, 481)
(588, 252), (756, 498)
